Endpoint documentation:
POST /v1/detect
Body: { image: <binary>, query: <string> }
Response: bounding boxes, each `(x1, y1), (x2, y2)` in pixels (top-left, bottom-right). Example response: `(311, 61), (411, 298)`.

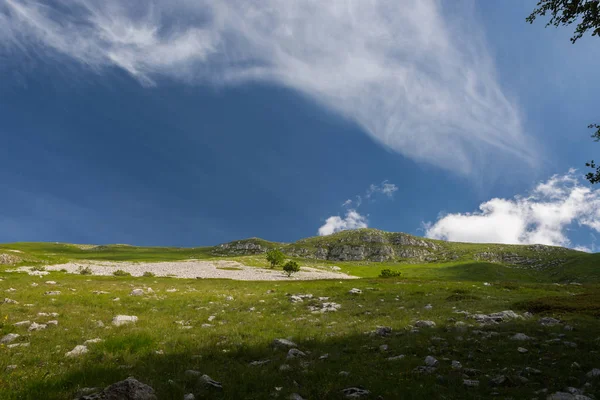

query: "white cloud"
(0, 0), (535, 175)
(342, 199), (353, 207)
(425, 170), (600, 249)
(367, 180), (398, 198)
(318, 209), (367, 236)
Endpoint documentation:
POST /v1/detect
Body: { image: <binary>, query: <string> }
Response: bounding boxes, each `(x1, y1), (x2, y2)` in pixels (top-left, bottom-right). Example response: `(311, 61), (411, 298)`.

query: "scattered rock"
(463, 379), (480, 387)
(200, 374), (222, 390)
(130, 289), (144, 296)
(84, 338), (103, 345)
(539, 317), (561, 326)
(424, 304), (433, 310)
(547, 392), (592, 400)
(287, 348), (306, 359)
(387, 355), (405, 361)
(489, 375), (507, 386)
(586, 369), (600, 378)
(273, 338), (297, 348)
(13, 320), (31, 327)
(45, 281), (57, 285)
(44, 291), (61, 296)
(183, 394), (195, 400)
(75, 377), (156, 400)
(0, 333), (20, 344)
(510, 333), (532, 341)
(5, 365), (17, 372)
(249, 359), (271, 366)
(374, 326), (392, 337)
(471, 310), (522, 325)
(289, 394), (305, 400)
(28, 322), (47, 331)
(66, 345), (88, 358)
(425, 356), (438, 367)
(341, 387), (370, 398)
(451, 360), (462, 370)
(112, 315), (138, 327)
(208, 315), (216, 322)
(348, 288), (362, 295)
(3, 298), (18, 304)
(415, 320), (436, 328)
(518, 347), (528, 353)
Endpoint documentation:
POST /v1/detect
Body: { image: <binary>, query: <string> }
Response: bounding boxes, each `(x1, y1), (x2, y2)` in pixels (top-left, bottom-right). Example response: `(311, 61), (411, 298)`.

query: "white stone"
(130, 289), (144, 296)
(112, 315), (138, 326)
(0, 333), (20, 344)
(28, 322), (47, 331)
(66, 345), (88, 358)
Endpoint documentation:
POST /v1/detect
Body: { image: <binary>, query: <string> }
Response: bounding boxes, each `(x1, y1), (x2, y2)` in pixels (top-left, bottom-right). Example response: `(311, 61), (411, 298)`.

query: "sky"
(0, 0), (599, 250)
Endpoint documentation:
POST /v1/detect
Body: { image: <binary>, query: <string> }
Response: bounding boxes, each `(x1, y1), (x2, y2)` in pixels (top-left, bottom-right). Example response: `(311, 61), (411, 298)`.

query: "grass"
(2, 233), (600, 398)
(1, 268), (600, 399)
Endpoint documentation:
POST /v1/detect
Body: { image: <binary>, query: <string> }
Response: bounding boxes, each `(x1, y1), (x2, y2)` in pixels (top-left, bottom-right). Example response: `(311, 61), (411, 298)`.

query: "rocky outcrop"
(212, 239), (271, 255)
(0, 253), (21, 265)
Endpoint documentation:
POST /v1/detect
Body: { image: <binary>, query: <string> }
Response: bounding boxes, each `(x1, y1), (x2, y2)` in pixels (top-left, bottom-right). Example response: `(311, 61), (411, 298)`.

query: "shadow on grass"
(13, 316), (600, 400)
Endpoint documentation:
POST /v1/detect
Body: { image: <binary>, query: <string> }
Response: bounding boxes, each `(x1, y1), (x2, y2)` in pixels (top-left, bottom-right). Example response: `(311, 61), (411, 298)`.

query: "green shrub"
(78, 266), (92, 275)
(379, 269), (402, 278)
(142, 271), (155, 278)
(283, 261), (300, 277)
(31, 265), (46, 272)
(113, 269), (131, 277)
(60, 268), (68, 273)
(266, 249), (285, 269)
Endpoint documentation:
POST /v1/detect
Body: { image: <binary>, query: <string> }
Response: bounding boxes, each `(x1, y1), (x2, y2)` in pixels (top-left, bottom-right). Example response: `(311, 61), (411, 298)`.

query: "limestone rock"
(66, 345), (88, 358)
(75, 377), (156, 400)
(0, 333), (20, 344)
(112, 315), (138, 327)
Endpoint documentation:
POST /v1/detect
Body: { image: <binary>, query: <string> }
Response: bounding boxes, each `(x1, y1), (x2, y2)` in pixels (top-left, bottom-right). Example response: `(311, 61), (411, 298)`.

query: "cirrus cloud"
(0, 0), (535, 175)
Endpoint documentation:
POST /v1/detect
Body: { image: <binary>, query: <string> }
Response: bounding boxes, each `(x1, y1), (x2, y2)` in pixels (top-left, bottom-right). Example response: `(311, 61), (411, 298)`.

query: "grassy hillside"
(2, 228), (598, 283)
(2, 230), (600, 399)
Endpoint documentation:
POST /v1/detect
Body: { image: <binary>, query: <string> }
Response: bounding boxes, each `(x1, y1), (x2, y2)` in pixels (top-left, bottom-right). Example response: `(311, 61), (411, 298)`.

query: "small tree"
(266, 249), (285, 269)
(283, 261), (300, 277)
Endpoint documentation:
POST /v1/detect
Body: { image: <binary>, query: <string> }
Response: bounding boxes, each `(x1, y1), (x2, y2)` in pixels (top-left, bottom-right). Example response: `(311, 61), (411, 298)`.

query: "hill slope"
(1, 228), (598, 282)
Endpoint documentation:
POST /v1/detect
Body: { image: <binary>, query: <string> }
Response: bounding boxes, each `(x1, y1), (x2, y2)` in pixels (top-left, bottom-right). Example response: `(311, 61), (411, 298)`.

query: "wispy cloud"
(424, 169), (600, 250)
(0, 0), (535, 175)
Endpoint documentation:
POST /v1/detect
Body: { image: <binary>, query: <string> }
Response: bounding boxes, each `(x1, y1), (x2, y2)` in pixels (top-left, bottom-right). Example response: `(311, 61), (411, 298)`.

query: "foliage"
(265, 249), (285, 269)
(585, 124), (600, 183)
(31, 265), (46, 271)
(282, 260), (300, 277)
(526, 0), (600, 43)
(142, 271), (155, 278)
(113, 269), (131, 277)
(378, 268), (402, 278)
(77, 266), (92, 275)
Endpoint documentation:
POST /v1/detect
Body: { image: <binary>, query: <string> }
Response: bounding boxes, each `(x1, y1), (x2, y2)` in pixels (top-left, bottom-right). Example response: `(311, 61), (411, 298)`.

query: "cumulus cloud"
(0, 0), (534, 175)
(321, 180), (397, 235)
(318, 209), (367, 236)
(425, 170), (600, 249)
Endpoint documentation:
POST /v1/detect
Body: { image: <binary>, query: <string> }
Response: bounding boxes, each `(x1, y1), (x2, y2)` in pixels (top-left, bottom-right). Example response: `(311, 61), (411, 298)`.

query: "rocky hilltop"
(212, 228), (574, 267)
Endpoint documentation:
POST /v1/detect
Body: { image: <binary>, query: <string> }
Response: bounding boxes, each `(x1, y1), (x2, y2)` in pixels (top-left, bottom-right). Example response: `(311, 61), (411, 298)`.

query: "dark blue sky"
(1, 1), (599, 250)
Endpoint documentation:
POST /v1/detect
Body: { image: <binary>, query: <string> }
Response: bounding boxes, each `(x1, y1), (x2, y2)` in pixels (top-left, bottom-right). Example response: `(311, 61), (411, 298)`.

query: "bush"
(379, 269), (402, 278)
(113, 269), (131, 277)
(31, 265), (46, 272)
(60, 268), (68, 273)
(78, 266), (92, 275)
(283, 261), (300, 277)
(142, 271), (155, 278)
(266, 249), (285, 269)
